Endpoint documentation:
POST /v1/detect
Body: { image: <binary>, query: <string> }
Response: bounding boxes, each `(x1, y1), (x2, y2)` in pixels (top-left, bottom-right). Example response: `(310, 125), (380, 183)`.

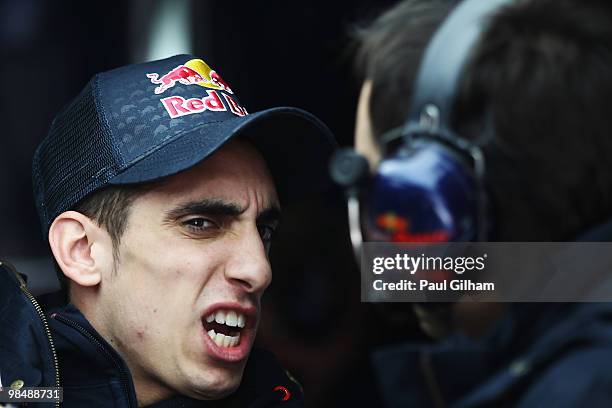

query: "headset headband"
(407, 0), (512, 133)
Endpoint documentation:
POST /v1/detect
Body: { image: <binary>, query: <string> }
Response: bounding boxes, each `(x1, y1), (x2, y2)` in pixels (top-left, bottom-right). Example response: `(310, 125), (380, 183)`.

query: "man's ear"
(48, 211), (110, 287)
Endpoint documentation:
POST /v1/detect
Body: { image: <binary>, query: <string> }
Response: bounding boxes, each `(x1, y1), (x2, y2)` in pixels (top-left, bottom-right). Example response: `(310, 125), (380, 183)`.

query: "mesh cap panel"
(32, 76), (121, 230)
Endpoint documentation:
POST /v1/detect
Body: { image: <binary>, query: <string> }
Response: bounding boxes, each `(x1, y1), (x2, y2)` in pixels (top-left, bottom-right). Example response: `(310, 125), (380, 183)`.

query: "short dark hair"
(354, 0), (452, 136)
(73, 185), (146, 256)
(54, 184), (147, 293)
(355, 0), (612, 240)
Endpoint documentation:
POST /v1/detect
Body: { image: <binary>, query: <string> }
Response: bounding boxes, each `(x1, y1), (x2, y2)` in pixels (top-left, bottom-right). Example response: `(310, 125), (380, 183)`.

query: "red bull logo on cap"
(147, 58), (247, 119)
(146, 58), (233, 95)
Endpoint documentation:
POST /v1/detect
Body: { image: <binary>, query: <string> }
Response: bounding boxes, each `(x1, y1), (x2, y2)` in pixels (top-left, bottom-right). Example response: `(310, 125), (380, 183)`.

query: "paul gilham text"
(373, 279), (495, 291)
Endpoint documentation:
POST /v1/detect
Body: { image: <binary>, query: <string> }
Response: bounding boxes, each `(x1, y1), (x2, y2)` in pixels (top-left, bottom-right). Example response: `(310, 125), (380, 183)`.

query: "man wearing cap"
(0, 54), (335, 407)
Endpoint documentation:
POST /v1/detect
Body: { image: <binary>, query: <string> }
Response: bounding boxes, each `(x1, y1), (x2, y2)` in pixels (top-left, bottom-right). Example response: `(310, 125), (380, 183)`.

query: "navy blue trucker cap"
(32, 54), (337, 231)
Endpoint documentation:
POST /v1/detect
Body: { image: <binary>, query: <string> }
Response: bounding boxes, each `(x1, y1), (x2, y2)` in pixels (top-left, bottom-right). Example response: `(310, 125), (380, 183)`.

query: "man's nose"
(224, 227), (272, 294)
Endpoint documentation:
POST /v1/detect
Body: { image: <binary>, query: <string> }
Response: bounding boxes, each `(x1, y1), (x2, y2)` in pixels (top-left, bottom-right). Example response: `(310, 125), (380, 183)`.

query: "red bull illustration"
(376, 212), (450, 242)
(147, 66), (205, 94)
(147, 59), (234, 95)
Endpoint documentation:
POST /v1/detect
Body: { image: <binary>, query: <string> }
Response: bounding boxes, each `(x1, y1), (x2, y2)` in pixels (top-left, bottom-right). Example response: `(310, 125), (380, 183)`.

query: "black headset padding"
(406, 0), (512, 133)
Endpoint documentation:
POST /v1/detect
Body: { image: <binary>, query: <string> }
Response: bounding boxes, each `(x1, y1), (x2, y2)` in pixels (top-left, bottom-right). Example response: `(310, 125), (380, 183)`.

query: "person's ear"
(48, 211), (109, 287)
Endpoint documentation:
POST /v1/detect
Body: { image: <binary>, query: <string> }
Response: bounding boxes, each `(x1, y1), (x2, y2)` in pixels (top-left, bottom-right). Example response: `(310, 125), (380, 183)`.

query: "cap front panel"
(99, 55), (249, 164)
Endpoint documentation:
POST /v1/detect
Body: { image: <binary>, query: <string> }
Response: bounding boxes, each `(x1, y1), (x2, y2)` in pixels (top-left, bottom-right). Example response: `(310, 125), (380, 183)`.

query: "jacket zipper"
(4, 261), (61, 408)
(51, 314), (134, 408)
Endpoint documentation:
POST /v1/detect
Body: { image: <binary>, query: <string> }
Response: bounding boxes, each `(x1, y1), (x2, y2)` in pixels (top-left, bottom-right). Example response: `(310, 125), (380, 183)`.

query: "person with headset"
(332, 0), (612, 406)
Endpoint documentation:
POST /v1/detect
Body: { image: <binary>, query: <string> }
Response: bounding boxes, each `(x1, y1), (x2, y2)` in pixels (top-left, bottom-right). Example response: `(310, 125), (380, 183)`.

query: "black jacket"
(0, 260), (303, 407)
(372, 303), (612, 407)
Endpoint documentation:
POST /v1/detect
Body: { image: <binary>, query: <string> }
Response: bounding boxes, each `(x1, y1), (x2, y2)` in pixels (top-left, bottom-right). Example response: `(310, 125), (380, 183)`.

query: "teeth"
(215, 332), (225, 347)
(214, 310), (226, 324)
(222, 335), (232, 347)
(226, 311), (238, 327)
(209, 330), (240, 348)
(205, 310), (247, 329)
(204, 309), (244, 348)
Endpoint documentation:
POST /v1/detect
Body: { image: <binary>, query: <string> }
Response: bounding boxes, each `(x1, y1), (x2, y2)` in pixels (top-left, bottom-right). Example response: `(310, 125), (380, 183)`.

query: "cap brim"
(108, 107), (337, 203)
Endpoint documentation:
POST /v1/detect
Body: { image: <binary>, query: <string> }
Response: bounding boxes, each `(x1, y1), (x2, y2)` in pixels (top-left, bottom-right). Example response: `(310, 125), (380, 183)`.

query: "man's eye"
(257, 225), (276, 242)
(183, 218), (216, 231)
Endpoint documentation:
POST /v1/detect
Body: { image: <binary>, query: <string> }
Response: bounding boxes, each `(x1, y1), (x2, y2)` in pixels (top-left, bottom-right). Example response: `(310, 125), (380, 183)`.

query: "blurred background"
(0, 1), (427, 406)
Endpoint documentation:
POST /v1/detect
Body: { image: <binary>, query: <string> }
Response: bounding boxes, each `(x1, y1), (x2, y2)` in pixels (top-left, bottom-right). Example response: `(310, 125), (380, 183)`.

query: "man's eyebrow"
(165, 199), (247, 220)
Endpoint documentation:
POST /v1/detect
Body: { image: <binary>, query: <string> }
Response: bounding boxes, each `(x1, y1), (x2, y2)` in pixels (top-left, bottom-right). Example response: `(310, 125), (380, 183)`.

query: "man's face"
(94, 140), (279, 401)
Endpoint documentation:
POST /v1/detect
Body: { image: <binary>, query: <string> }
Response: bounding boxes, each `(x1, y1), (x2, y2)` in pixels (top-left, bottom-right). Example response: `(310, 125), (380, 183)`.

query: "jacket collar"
(49, 303), (139, 407)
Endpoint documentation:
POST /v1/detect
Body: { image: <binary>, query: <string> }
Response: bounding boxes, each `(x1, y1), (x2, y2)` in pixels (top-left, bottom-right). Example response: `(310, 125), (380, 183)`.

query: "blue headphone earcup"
(366, 140), (482, 242)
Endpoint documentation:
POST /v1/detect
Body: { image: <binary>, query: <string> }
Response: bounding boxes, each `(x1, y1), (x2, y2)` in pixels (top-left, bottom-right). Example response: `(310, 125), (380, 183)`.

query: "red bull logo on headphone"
(375, 212), (450, 243)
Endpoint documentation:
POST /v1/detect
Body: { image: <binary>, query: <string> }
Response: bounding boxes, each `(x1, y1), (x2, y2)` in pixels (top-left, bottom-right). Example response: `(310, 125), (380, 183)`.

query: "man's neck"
(131, 369), (175, 407)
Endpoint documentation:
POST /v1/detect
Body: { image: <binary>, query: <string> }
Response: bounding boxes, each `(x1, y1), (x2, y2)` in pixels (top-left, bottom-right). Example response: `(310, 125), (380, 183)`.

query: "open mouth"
(202, 309), (246, 348)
